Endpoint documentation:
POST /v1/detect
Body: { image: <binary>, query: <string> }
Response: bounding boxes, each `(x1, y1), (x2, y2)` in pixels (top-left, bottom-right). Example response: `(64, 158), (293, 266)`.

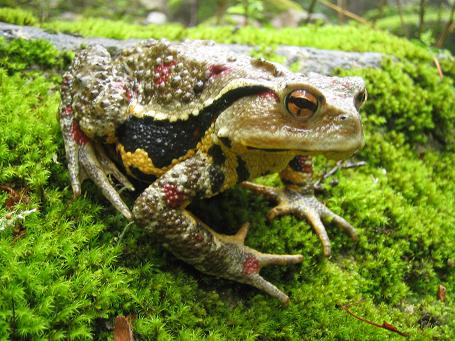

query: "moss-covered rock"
(0, 20), (453, 340)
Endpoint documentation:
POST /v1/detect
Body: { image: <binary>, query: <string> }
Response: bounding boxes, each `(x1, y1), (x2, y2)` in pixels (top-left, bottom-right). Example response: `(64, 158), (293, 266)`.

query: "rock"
(0, 22), (382, 75)
(144, 11), (167, 25)
(226, 14), (261, 28)
(58, 12), (80, 22)
(305, 12), (327, 24)
(220, 44), (382, 75)
(276, 45), (382, 75)
(271, 9), (327, 28)
(0, 22), (141, 52)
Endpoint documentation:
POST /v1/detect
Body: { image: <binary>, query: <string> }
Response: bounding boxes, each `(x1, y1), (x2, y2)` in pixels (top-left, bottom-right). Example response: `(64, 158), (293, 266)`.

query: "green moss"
(0, 7), (38, 26)
(338, 58), (455, 149)
(0, 69), (130, 339)
(0, 38), (72, 73)
(0, 23), (454, 340)
(42, 19), (430, 60)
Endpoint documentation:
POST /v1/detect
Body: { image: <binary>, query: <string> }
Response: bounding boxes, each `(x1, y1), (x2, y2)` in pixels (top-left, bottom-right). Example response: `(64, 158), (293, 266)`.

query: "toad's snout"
(339, 109), (364, 152)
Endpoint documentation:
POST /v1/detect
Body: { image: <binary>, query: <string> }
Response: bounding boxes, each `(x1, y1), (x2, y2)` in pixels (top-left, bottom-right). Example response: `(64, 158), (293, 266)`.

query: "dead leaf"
(437, 284), (447, 302)
(114, 316), (134, 341)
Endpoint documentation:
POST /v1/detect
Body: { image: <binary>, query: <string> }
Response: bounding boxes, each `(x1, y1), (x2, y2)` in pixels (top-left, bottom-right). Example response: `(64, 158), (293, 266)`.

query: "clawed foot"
(241, 182), (357, 256)
(76, 142), (135, 219)
(216, 223), (303, 304)
(60, 110), (134, 219)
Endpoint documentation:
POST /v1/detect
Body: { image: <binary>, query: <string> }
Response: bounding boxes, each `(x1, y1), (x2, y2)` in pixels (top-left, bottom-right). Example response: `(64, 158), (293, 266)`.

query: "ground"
(0, 9), (454, 340)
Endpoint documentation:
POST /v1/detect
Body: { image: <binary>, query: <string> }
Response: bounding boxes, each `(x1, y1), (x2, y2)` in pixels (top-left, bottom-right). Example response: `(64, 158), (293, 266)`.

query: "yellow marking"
(117, 143), (198, 178)
(219, 143), (239, 190)
(117, 144), (165, 176)
(220, 140), (295, 188)
(195, 127), (215, 154)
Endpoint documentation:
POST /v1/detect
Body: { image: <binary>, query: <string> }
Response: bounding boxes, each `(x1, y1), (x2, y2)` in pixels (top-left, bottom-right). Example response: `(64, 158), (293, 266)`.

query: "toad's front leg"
(242, 155), (357, 257)
(132, 153), (303, 304)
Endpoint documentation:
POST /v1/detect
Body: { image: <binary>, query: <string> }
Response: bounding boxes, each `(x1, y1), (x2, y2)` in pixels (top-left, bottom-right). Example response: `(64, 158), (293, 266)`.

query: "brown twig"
(418, 0), (426, 38)
(0, 184), (29, 208)
(243, 0), (249, 27)
(436, 0), (455, 48)
(215, 0), (229, 25)
(306, 0), (318, 24)
(318, 0), (371, 26)
(337, 0), (346, 23)
(433, 56), (444, 79)
(340, 300), (409, 337)
(396, 0), (405, 30)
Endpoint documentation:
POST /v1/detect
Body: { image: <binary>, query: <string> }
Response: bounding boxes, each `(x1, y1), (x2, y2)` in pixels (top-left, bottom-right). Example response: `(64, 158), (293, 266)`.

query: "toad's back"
(63, 40), (291, 179)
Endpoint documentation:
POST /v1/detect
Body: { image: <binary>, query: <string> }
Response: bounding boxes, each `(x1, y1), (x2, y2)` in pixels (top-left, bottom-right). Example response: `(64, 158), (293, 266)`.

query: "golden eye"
(285, 89), (319, 119)
(355, 88), (367, 109)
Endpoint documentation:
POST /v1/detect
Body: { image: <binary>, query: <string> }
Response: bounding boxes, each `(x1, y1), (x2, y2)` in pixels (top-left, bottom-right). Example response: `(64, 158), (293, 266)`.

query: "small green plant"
(227, 0), (266, 23)
(0, 38), (71, 73)
(0, 7), (38, 26)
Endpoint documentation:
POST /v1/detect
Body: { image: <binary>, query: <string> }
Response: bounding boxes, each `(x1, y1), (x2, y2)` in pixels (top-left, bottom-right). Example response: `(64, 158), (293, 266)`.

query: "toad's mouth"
(246, 146), (291, 152)
(245, 146), (358, 160)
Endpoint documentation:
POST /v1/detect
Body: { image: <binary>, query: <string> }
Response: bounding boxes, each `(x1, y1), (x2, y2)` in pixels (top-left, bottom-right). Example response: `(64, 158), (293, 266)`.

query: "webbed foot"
(241, 182), (357, 256)
(211, 223), (304, 304)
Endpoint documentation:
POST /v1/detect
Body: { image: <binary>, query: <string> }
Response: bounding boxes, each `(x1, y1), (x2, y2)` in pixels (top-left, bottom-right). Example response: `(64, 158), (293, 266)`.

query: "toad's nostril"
(340, 115), (347, 121)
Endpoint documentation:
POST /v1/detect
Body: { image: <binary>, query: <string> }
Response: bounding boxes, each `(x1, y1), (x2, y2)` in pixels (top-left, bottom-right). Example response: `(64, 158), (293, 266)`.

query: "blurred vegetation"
(0, 1), (454, 340)
(0, 6), (36, 25)
(0, 1), (454, 51)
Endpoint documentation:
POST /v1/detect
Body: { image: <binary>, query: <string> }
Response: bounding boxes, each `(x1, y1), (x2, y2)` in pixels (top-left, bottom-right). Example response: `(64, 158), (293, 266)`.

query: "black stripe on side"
(219, 137), (232, 148)
(208, 164), (225, 194)
(208, 144), (226, 165)
(236, 156), (250, 182)
(116, 85), (268, 169)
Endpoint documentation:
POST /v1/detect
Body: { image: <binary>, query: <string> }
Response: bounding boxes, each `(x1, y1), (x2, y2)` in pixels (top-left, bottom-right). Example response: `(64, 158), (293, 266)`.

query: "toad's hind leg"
(133, 153), (303, 304)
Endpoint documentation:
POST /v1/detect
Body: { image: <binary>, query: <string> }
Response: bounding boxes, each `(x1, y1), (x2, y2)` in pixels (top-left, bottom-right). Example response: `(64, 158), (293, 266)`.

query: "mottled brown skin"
(59, 39), (366, 304)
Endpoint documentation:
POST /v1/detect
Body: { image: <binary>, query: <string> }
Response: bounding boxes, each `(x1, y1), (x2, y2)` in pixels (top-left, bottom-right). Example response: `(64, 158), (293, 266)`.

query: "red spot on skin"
(209, 64), (229, 78)
(62, 105), (73, 117)
(111, 81), (134, 101)
(121, 86), (133, 101)
(258, 90), (279, 102)
(163, 183), (185, 208)
(242, 255), (260, 275)
(154, 61), (177, 86)
(296, 155), (312, 175)
(70, 121), (89, 145)
(193, 233), (204, 242)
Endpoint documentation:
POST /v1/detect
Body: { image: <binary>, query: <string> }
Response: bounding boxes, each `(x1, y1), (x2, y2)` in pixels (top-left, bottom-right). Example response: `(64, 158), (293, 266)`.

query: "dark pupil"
(288, 95), (317, 113)
(358, 92), (365, 103)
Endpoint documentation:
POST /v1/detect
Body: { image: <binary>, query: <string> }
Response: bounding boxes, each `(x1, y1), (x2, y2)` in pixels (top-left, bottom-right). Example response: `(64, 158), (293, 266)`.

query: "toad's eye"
(285, 89), (319, 119)
(355, 88), (367, 109)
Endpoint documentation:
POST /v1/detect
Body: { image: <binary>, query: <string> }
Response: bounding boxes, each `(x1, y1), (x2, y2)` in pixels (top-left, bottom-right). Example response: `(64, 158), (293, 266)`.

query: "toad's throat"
(116, 85), (269, 169)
